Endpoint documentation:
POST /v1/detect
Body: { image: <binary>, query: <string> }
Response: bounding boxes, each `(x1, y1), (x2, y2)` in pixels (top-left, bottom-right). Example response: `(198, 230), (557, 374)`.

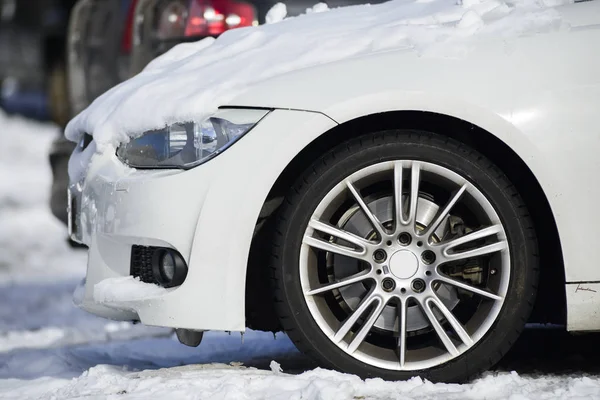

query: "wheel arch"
(246, 110), (566, 331)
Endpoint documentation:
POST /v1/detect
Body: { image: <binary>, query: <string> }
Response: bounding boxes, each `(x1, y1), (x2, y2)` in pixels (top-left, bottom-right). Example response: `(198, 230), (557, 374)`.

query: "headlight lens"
(116, 108), (269, 168)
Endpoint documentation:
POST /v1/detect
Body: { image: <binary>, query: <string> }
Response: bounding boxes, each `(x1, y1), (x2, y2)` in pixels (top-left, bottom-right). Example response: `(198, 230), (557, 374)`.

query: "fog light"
(160, 252), (176, 281)
(152, 248), (188, 288)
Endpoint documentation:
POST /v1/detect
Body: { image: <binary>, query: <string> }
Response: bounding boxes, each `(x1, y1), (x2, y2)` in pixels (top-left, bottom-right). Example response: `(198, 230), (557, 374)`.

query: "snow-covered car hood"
(65, 0), (572, 152)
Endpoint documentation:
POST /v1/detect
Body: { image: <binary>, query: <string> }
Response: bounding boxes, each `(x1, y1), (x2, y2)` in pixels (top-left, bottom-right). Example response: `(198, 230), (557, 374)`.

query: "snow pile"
(0, 320), (169, 353)
(270, 360), (283, 373)
(0, 328), (65, 352)
(94, 276), (168, 303)
(266, 2), (287, 23)
(0, 329), (302, 381)
(5, 365), (600, 400)
(0, 112), (56, 209)
(65, 0), (572, 157)
(0, 110), (86, 282)
(306, 2), (330, 13)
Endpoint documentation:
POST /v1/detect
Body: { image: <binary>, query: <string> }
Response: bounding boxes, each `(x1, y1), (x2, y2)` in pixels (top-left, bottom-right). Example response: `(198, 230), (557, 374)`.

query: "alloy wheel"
(299, 160), (510, 371)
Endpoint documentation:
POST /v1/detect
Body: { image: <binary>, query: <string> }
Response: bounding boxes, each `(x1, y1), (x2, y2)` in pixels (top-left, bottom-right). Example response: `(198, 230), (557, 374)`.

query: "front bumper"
(69, 150), (208, 323)
(69, 109), (337, 331)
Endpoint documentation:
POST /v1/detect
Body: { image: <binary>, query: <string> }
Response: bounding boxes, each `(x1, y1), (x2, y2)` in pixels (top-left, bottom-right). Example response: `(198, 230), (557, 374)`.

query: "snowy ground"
(2, 111), (600, 399)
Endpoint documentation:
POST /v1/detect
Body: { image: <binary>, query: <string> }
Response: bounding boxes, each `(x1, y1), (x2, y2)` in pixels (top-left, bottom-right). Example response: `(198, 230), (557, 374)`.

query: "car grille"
(130, 245), (157, 284)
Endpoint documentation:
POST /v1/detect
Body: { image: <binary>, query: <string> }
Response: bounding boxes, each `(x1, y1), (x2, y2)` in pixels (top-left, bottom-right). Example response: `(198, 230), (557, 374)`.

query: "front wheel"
(270, 130), (538, 382)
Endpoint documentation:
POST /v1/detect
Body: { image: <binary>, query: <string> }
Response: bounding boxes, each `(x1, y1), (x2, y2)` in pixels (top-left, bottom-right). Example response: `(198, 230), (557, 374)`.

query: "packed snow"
(93, 276), (170, 303)
(266, 2), (288, 23)
(306, 2), (330, 13)
(4, 109), (600, 398)
(65, 0), (572, 162)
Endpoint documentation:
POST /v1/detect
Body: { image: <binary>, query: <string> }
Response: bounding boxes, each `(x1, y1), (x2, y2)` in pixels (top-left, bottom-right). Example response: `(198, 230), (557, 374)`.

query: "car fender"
(223, 21), (600, 286)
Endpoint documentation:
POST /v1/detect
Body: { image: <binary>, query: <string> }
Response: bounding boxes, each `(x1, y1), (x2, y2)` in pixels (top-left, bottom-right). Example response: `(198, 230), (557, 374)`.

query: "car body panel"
(225, 1), (600, 285)
(566, 282), (600, 331)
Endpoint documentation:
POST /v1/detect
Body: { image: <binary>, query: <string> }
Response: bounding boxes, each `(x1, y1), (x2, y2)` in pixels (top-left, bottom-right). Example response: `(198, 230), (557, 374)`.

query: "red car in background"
(130, 0), (258, 72)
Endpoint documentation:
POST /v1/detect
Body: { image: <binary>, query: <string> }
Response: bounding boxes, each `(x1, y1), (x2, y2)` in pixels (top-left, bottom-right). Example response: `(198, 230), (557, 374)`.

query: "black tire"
(269, 130), (538, 382)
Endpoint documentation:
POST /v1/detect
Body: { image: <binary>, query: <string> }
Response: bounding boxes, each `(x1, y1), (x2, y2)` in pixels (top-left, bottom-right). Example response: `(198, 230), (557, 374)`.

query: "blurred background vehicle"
(130, 0), (258, 73)
(0, 0), (76, 123)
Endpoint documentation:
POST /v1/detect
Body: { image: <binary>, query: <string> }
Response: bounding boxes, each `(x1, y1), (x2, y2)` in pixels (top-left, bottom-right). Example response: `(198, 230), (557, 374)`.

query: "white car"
(66, 0), (600, 382)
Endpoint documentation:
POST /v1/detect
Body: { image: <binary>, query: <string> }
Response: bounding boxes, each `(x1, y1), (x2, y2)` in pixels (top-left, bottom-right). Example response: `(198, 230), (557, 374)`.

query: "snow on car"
(64, 0), (599, 382)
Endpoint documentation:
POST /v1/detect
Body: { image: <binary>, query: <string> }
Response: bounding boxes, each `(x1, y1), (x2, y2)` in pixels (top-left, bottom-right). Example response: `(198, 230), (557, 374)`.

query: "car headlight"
(116, 108), (269, 168)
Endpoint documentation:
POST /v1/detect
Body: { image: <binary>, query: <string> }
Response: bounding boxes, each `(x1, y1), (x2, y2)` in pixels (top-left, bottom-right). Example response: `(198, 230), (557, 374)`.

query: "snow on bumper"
(70, 150), (207, 324)
(69, 109), (338, 331)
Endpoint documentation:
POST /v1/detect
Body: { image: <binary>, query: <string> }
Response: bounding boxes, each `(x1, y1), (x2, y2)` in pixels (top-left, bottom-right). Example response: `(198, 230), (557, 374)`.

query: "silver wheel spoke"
(303, 236), (367, 260)
(305, 270), (373, 296)
(436, 274), (503, 301)
(443, 241), (507, 262)
(397, 299), (407, 368)
(346, 180), (387, 238)
(333, 291), (381, 344)
(420, 298), (459, 357)
(308, 219), (372, 250)
(394, 162), (405, 228)
(428, 296), (473, 346)
(407, 162), (421, 231)
(347, 296), (387, 354)
(422, 183), (468, 239)
(439, 225), (507, 262)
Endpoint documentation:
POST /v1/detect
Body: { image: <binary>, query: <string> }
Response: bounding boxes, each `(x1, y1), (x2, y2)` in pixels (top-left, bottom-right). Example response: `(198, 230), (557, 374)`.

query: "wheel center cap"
(389, 250), (419, 279)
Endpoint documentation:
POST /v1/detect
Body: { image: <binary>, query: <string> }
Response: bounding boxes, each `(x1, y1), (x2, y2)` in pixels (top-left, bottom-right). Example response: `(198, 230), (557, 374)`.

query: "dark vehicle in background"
(0, 0), (78, 226)
(0, 0), (76, 123)
(66, 0), (135, 117)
